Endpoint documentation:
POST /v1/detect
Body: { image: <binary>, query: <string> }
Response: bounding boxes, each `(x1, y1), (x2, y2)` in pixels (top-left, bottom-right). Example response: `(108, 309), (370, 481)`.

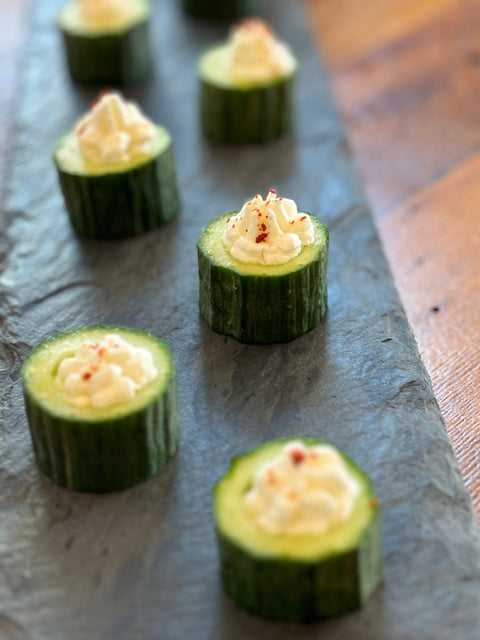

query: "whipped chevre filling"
(226, 18), (296, 83)
(79, 0), (131, 24)
(56, 334), (158, 409)
(75, 92), (156, 165)
(223, 190), (315, 265)
(244, 441), (360, 536)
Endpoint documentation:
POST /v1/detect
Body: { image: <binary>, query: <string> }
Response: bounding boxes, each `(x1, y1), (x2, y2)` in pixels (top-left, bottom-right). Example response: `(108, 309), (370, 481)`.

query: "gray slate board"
(1, 1), (480, 639)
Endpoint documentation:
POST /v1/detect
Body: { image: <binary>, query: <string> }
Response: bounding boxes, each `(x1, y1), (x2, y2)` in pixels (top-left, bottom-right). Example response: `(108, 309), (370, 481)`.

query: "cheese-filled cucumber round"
(58, 0), (152, 85)
(213, 438), (382, 622)
(197, 208), (329, 344)
(54, 93), (179, 240)
(199, 20), (297, 144)
(21, 325), (180, 493)
(182, 0), (257, 20)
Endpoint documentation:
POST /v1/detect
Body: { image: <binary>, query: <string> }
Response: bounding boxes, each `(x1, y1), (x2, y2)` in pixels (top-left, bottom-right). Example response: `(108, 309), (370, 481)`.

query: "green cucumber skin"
(55, 145), (179, 239)
(61, 20), (152, 85)
(23, 372), (179, 493)
(200, 75), (295, 144)
(182, 0), (257, 19)
(216, 511), (382, 622)
(198, 216), (328, 344)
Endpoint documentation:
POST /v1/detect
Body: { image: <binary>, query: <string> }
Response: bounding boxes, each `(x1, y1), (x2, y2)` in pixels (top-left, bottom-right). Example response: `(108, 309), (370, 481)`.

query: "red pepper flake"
(290, 448), (306, 465)
(82, 372), (91, 381)
(98, 347), (107, 357)
(369, 498), (380, 508)
(269, 188), (277, 195)
(260, 223), (266, 232)
(255, 233), (268, 243)
(289, 220), (295, 225)
(227, 217), (231, 223)
(232, 224), (235, 228)
(300, 216), (307, 221)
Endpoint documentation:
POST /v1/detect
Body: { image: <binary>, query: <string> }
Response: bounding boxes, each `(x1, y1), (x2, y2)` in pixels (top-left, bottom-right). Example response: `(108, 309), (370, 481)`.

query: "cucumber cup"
(199, 19), (297, 144)
(197, 191), (329, 344)
(54, 92), (179, 239)
(21, 325), (180, 493)
(213, 438), (382, 622)
(58, 0), (152, 85)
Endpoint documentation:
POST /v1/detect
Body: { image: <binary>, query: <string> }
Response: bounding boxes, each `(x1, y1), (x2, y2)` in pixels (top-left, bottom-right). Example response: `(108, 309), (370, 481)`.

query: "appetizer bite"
(21, 325), (180, 492)
(197, 189), (328, 343)
(199, 19), (297, 143)
(213, 438), (382, 621)
(54, 91), (179, 239)
(58, 0), (152, 85)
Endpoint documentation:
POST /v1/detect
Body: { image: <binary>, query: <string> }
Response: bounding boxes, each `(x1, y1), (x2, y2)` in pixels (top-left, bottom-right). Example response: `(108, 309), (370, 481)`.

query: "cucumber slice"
(199, 44), (297, 144)
(21, 325), (180, 493)
(213, 438), (382, 622)
(58, 0), (152, 85)
(54, 126), (179, 239)
(197, 212), (328, 343)
(182, 0), (257, 20)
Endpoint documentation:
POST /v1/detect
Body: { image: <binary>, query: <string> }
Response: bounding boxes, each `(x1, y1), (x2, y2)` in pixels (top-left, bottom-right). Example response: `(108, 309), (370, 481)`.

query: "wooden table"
(1, 0), (479, 519)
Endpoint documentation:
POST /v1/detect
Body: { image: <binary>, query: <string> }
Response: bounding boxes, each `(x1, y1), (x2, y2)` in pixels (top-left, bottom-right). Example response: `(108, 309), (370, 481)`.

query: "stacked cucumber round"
(198, 212), (329, 343)
(58, 0), (152, 85)
(54, 125), (179, 239)
(21, 325), (180, 493)
(213, 438), (382, 622)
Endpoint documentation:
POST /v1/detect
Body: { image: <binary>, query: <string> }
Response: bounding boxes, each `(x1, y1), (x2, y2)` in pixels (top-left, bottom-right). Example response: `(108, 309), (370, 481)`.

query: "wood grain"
(305, 0), (480, 518)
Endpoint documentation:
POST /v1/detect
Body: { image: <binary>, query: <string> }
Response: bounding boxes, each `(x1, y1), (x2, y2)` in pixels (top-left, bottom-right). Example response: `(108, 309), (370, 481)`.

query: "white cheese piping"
(244, 441), (361, 536)
(56, 333), (158, 409)
(75, 92), (156, 165)
(222, 190), (315, 265)
(226, 18), (296, 83)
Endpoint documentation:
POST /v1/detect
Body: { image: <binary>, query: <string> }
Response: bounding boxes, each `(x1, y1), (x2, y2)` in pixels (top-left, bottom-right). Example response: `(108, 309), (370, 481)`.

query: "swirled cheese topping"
(244, 441), (361, 536)
(75, 92), (156, 165)
(79, 0), (132, 24)
(222, 190), (315, 265)
(226, 18), (296, 83)
(56, 333), (158, 409)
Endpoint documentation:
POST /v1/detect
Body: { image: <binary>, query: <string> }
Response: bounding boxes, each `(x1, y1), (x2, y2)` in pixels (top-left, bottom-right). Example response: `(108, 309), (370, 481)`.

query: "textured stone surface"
(0, 1), (479, 639)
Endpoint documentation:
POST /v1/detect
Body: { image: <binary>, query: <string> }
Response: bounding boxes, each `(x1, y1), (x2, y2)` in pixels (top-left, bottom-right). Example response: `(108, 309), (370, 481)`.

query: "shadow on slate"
(0, 1), (479, 639)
